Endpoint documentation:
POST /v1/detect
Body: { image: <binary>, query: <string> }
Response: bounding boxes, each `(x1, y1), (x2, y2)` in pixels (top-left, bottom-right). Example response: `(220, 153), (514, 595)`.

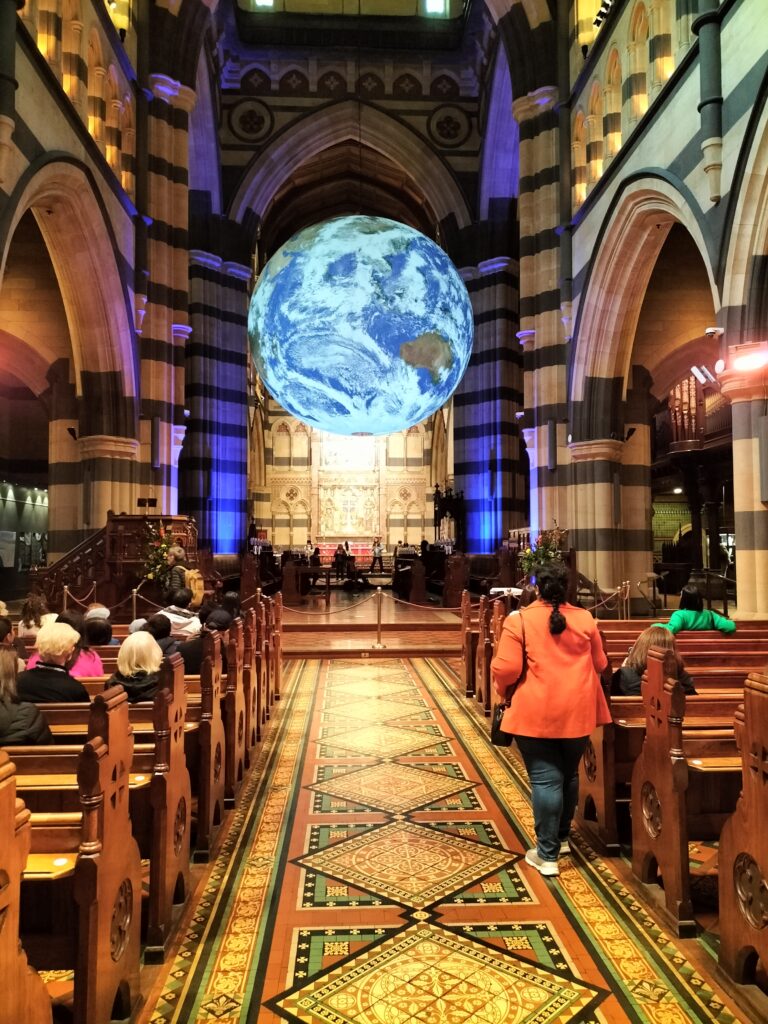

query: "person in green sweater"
(654, 584), (736, 635)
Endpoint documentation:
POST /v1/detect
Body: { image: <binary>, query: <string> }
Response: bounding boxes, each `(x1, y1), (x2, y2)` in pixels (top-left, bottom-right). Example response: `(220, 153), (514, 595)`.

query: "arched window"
(292, 423), (310, 469)
(586, 81), (604, 183)
(603, 49), (622, 159)
(406, 425), (423, 468)
(104, 67), (122, 177)
(649, 0), (674, 94)
(119, 93), (135, 199)
(37, 0), (62, 77)
(273, 421), (291, 467)
(86, 29), (106, 152)
(62, 0), (84, 114)
(575, 0), (600, 50)
(675, 0), (696, 61)
(572, 111), (587, 210)
(627, 3), (650, 122)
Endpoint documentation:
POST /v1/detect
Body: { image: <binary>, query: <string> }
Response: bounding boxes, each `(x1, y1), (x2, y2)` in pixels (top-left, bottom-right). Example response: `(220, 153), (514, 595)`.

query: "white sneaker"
(525, 848), (559, 877)
(559, 839), (571, 856)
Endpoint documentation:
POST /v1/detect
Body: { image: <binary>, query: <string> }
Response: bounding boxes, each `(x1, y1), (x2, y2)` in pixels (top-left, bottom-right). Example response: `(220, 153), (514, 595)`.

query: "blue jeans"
(515, 735), (588, 862)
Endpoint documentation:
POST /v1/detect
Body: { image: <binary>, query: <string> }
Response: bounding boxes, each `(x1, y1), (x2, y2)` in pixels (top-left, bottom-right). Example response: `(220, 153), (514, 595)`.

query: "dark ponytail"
(536, 563), (569, 635)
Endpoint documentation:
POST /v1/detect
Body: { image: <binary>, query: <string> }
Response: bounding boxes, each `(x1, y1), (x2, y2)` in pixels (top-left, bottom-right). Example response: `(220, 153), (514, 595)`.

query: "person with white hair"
(16, 622), (90, 703)
(106, 632), (164, 703)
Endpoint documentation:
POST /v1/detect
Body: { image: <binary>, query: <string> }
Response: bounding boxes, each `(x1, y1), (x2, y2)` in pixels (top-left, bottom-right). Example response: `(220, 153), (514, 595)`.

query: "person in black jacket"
(142, 613), (178, 656)
(611, 625), (696, 696)
(16, 622), (90, 703)
(0, 647), (53, 745)
(106, 632), (164, 703)
(177, 607), (231, 676)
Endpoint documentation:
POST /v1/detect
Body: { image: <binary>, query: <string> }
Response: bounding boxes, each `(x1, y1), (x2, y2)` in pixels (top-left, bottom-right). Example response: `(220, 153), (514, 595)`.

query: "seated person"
(16, 593), (56, 639)
(16, 622), (90, 703)
(221, 591), (242, 620)
(612, 625), (696, 696)
(83, 615), (115, 650)
(84, 603), (120, 644)
(654, 584), (736, 635)
(161, 587), (202, 639)
(106, 631), (164, 704)
(177, 607), (231, 676)
(142, 613), (178, 657)
(0, 615), (26, 671)
(26, 610), (104, 678)
(0, 647), (52, 745)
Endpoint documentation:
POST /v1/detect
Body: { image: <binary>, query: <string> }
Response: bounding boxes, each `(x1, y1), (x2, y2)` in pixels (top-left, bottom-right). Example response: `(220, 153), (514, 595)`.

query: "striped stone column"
(76, 435), (139, 533)
(568, 439), (624, 591)
(46, 360), (81, 560)
(141, 73), (195, 515)
(453, 257), (522, 552)
(719, 369), (768, 617)
(513, 86), (566, 539)
(183, 251), (250, 554)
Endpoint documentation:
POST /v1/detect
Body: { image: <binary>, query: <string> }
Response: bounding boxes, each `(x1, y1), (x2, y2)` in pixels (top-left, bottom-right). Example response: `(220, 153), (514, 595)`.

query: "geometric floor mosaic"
(142, 656), (749, 1024)
(308, 761), (474, 814)
(297, 819), (516, 908)
(272, 922), (604, 1023)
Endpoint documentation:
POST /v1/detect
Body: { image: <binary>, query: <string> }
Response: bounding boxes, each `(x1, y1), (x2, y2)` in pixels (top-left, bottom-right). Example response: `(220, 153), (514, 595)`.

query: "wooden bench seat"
(18, 688), (143, 1024)
(630, 649), (741, 936)
(0, 751), (53, 1023)
(577, 687), (742, 853)
(19, 655), (192, 961)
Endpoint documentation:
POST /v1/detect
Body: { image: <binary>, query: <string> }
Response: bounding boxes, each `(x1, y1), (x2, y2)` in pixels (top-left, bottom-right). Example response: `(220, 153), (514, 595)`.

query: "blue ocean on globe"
(248, 215), (474, 436)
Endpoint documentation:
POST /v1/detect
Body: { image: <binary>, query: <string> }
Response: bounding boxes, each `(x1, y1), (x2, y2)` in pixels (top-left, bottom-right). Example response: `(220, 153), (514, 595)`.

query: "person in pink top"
(491, 562), (609, 878)
(26, 610), (104, 678)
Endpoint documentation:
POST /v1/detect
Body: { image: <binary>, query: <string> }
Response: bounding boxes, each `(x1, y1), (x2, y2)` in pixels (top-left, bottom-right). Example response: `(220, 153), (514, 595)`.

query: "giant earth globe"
(248, 215), (474, 436)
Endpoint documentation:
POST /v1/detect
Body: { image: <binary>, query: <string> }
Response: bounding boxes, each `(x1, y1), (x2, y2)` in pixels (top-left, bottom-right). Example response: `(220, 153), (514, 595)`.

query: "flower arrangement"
(142, 522), (172, 587)
(518, 521), (569, 578)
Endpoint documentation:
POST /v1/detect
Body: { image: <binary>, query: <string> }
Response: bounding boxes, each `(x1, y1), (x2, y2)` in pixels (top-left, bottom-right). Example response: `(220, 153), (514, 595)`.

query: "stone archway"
(228, 101), (472, 231)
(1, 159), (137, 400)
(568, 178), (719, 595)
(0, 159), (139, 557)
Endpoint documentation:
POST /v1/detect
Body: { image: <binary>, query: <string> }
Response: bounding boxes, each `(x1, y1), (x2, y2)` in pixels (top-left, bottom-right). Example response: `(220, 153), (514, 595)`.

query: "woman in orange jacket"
(491, 562), (610, 877)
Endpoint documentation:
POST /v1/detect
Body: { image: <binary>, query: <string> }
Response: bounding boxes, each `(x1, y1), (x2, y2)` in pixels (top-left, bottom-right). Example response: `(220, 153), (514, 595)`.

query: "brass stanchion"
(63, 584), (69, 611)
(371, 587), (386, 649)
(132, 588), (138, 622)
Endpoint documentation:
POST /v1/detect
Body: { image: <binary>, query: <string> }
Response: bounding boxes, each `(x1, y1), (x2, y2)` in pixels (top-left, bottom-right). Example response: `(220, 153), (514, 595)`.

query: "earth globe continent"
(248, 215), (474, 436)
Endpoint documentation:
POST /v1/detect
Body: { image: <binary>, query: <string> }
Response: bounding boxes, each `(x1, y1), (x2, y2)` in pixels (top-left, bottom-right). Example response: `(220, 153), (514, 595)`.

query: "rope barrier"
(62, 583), (96, 610)
(385, 592), (471, 613)
(279, 591), (380, 617)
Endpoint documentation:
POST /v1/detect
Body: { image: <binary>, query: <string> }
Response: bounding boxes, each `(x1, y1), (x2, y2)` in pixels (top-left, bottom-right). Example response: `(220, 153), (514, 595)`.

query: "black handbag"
(491, 700), (513, 746)
(490, 612), (526, 747)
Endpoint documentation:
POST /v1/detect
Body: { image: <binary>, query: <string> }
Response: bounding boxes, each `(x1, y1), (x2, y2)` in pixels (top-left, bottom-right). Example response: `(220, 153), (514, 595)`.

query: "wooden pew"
(15, 657), (192, 962)
(187, 632), (226, 861)
(474, 596), (493, 717)
(0, 752), (52, 1024)
(20, 688), (143, 1024)
(271, 594), (283, 702)
(718, 670), (768, 985)
(223, 618), (246, 807)
(630, 649), (741, 936)
(460, 590), (478, 697)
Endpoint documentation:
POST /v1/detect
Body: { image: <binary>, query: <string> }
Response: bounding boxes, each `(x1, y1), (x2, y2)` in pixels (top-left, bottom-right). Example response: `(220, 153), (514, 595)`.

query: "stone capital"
(718, 370), (768, 404)
(172, 324), (193, 344)
(512, 86), (559, 123)
(568, 438), (624, 463)
(516, 329), (536, 346)
(458, 266), (477, 282)
(189, 249), (222, 270)
(148, 74), (197, 112)
(478, 256), (515, 276)
(223, 261), (253, 282)
(77, 435), (139, 460)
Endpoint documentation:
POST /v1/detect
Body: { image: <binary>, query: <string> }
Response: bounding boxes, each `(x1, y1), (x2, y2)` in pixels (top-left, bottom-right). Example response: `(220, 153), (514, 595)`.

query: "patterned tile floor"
(141, 658), (750, 1024)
